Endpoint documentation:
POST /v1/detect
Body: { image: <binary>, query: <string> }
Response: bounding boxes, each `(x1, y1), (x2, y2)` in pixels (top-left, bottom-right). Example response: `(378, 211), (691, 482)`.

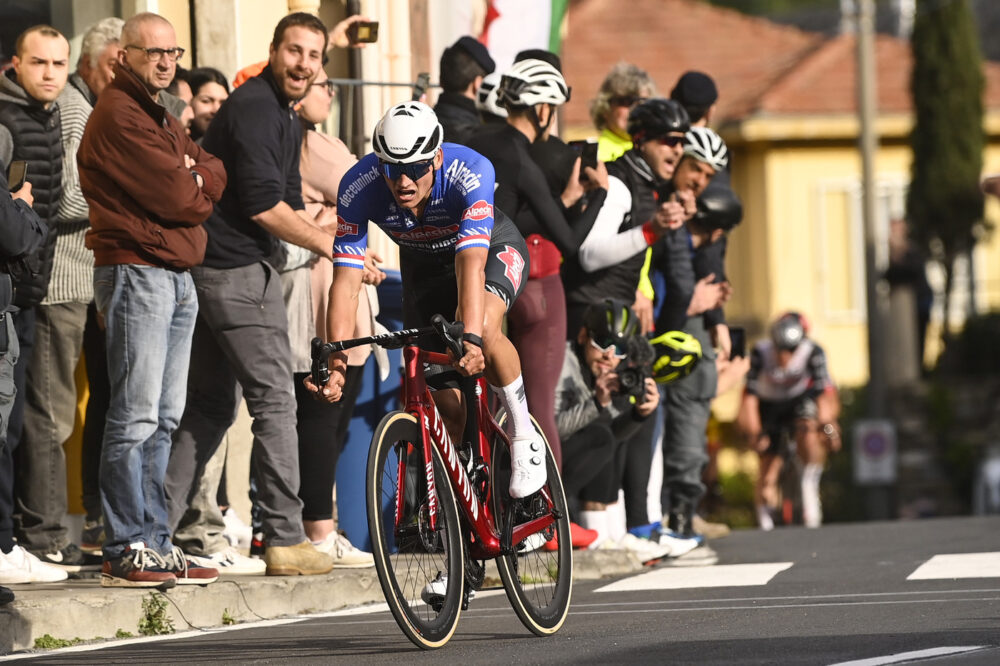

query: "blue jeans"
(94, 265), (197, 560)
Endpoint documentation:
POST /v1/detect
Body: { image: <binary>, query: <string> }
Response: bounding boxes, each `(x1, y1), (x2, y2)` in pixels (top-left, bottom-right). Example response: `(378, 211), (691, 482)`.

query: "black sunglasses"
(380, 158), (435, 181)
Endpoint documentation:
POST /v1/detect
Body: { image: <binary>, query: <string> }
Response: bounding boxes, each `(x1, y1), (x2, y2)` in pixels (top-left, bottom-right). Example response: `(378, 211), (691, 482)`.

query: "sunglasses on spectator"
(124, 45), (185, 63)
(654, 135), (685, 147)
(380, 158), (435, 182)
(609, 95), (645, 108)
(589, 337), (628, 359)
(311, 80), (337, 96)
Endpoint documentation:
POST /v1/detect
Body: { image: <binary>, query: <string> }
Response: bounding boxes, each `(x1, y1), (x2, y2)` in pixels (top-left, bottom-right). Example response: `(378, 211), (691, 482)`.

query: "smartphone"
(347, 20), (379, 44)
(729, 326), (746, 359)
(412, 72), (430, 101)
(568, 139), (599, 171)
(7, 160), (27, 191)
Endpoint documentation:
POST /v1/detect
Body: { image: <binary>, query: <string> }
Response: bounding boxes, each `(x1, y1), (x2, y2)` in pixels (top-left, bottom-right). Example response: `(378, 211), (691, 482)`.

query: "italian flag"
(480, 0), (569, 71)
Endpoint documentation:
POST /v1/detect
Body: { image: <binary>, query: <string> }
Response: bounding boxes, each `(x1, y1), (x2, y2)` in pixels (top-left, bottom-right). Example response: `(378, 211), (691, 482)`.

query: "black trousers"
(561, 420), (618, 506)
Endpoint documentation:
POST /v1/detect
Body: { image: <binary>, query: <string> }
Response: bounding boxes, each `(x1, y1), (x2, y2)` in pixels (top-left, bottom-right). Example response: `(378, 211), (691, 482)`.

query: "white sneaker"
(0, 545), (69, 584)
(618, 533), (672, 563)
(188, 547), (266, 575)
(657, 531), (702, 558)
(222, 508), (253, 551)
(314, 532), (374, 568)
(509, 436), (547, 498)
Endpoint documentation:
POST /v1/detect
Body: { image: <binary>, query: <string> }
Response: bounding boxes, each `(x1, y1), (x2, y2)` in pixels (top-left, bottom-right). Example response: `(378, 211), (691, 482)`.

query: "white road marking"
(828, 645), (988, 666)
(907, 552), (1000, 580)
(595, 562), (794, 592)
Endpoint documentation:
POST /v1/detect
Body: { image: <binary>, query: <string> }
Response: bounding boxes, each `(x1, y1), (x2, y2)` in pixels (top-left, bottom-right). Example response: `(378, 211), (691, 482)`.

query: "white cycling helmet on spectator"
(683, 126), (729, 172)
(498, 58), (570, 109)
(477, 71), (508, 119)
(372, 101), (443, 164)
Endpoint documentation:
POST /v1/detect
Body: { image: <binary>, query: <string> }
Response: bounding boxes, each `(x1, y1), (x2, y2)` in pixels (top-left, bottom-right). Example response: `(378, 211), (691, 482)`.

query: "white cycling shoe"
(508, 436), (547, 498)
(421, 572), (475, 609)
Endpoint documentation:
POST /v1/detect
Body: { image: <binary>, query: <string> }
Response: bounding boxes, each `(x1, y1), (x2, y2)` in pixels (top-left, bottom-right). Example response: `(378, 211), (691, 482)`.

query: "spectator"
(589, 62), (657, 163)
(0, 25), (70, 566)
(164, 65), (192, 129)
(670, 71), (718, 129)
(467, 58), (608, 468)
(187, 67), (228, 143)
(77, 11), (225, 588)
(0, 157), (66, 595)
(285, 69), (376, 566)
(434, 35), (494, 144)
(554, 299), (667, 561)
(15, 17), (121, 571)
(164, 13), (337, 578)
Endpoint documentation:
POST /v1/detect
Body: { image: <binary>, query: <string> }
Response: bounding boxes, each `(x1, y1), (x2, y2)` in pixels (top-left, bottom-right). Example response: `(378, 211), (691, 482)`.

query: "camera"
(616, 335), (654, 400)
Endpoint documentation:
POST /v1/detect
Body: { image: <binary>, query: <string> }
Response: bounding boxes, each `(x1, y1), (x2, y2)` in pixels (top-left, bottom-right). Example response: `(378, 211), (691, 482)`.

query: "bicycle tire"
(367, 411), (465, 650)
(492, 414), (572, 636)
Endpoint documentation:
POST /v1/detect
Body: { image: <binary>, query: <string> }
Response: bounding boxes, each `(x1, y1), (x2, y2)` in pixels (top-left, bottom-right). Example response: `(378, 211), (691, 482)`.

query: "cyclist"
(737, 312), (841, 529)
(304, 101), (546, 499)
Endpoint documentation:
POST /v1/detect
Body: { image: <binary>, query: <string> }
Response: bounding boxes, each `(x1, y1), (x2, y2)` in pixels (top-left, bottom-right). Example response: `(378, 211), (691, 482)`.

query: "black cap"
(452, 36), (495, 74)
(670, 71), (718, 107)
(514, 48), (562, 72)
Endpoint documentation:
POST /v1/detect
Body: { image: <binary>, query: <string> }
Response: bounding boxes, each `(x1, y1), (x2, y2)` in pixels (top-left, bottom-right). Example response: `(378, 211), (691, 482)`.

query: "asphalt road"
(8, 516), (1000, 665)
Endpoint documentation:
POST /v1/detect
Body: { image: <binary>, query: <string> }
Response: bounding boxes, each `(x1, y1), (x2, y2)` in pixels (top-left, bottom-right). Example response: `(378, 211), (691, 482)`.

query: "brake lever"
(310, 337), (331, 387)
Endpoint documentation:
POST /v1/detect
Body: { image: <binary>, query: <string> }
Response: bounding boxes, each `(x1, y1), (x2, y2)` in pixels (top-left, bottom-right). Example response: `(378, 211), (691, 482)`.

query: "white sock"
(493, 376), (533, 440)
(607, 497), (627, 542)
(756, 504), (774, 531)
(579, 510), (609, 548)
(801, 463), (823, 528)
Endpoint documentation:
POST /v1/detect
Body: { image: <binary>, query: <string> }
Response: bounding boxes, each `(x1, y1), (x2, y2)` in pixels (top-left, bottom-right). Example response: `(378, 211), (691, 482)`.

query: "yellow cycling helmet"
(649, 330), (702, 384)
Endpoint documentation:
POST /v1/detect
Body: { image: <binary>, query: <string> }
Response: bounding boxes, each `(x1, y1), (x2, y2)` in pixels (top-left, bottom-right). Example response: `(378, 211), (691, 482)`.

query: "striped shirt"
(47, 74), (94, 305)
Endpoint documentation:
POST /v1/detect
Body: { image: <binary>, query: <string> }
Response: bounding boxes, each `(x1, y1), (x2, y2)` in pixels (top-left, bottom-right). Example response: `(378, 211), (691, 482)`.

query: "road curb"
(0, 549), (643, 654)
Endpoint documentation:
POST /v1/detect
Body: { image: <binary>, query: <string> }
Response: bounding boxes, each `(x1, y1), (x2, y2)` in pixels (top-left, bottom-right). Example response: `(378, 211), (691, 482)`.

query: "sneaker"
(314, 532), (374, 568)
(657, 529), (703, 558)
(188, 546), (266, 575)
(222, 508), (253, 551)
(0, 545), (69, 584)
(627, 521), (662, 540)
(264, 540), (333, 576)
(692, 515), (730, 539)
(665, 544), (719, 568)
(80, 517), (104, 555)
(421, 572), (475, 610)
(0, 585), (12, 606)
(162, 546), (219, 585)
(618, 533), (673, 564)
(509, 436), (547, 498)
(32, 543), (89, 572)
(101, 544), (176, 589)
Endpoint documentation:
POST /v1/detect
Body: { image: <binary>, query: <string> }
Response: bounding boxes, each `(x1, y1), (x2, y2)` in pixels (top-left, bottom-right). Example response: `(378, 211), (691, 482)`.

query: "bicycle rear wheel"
(492, 414), (572, 636)
(367, 411), (464, 649)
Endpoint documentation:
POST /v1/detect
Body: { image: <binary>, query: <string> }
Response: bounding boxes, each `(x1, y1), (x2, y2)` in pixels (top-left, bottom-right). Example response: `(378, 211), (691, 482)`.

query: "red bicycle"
(311, 315), (572, 649)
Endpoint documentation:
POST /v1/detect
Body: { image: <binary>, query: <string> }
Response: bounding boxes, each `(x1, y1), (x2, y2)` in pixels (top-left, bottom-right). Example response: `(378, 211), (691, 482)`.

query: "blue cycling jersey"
(333, 143), (496, 269)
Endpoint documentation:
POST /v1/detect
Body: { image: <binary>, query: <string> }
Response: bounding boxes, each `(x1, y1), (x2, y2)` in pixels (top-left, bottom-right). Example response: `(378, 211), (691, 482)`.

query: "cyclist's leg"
(756, 450), (781, 530)
(793, 396), (824, 527)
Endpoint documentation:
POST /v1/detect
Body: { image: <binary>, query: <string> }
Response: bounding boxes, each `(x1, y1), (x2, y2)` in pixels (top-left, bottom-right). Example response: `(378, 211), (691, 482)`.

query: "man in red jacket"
(77, 12), (226, 589)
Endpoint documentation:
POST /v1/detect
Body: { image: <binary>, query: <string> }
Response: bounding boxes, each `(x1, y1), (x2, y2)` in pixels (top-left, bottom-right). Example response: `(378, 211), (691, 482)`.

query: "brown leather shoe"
(264, 541), (334, 576)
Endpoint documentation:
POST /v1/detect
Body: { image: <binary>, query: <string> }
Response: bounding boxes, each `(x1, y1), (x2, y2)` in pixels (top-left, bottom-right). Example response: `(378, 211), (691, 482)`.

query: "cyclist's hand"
(303, 352), (348, 402)
(635, 377), (659, 417)
(454, 340), (485, 376)
(594, 370), (618, 408)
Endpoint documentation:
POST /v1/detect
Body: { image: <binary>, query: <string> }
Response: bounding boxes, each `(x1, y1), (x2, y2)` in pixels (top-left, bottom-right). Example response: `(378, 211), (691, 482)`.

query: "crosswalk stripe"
(594, 562), (794, 593)
(907, 552), (1000, 580)
(828, 645), (988, 666)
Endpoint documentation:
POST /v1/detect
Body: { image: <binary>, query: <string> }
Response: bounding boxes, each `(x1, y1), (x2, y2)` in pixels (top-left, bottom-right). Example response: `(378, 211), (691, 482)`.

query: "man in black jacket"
(433, 36), (494, 145)
(0, 167), (64, 601)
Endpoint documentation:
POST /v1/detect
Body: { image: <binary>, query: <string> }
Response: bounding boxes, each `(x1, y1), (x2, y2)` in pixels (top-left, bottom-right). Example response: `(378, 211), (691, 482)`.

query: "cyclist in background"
(304, 101), (546, 499)
(737, 312), (841, 530)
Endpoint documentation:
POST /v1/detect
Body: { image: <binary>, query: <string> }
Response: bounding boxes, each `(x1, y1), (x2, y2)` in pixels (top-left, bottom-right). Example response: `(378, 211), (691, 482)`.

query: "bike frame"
(398, 344), (556, 560)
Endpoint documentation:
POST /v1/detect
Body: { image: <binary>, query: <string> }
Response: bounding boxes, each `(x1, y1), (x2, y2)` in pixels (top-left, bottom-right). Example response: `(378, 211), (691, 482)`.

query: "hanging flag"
(480, 0), (569, 72)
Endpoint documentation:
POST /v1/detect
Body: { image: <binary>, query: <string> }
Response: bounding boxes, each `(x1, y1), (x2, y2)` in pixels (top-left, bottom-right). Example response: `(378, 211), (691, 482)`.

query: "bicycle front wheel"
(367, 411), (465, 650)
(492, 414), (573, 636)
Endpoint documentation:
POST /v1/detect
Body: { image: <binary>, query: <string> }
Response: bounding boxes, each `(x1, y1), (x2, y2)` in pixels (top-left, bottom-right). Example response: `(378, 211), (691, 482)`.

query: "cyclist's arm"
(455, 246), (487, 339)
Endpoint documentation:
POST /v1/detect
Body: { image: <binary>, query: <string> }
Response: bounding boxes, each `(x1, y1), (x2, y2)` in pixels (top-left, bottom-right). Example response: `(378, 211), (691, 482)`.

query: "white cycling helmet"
(476, 71), (508, 119)
(498, 58), (570, 109)
(372, 101), (443, 164)
(683, 126), (729, 172)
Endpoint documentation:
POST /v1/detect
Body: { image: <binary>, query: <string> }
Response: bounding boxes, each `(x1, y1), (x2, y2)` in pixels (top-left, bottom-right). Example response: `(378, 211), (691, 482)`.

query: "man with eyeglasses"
(164, 12), (340, 579)
(553, 299), (663, 559)
(77, 12), (226, 588)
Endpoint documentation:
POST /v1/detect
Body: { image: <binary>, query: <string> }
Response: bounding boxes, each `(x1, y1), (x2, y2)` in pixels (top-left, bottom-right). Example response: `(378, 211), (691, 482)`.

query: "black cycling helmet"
(770, 312), (808, 351)
(692, 185), (743, 232)
(582, 298), (638, 356)
(627, 98), (690, 144)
